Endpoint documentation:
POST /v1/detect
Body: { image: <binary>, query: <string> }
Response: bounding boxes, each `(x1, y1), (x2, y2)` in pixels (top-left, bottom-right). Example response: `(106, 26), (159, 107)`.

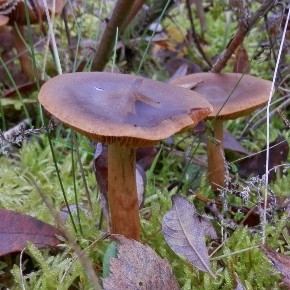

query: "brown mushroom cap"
(171, 73), (272, 120)
(39, 72), (213, 147)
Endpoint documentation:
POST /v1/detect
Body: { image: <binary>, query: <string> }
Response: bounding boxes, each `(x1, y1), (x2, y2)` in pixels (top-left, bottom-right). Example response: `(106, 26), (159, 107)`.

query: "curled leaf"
(162, 195), (216, 278)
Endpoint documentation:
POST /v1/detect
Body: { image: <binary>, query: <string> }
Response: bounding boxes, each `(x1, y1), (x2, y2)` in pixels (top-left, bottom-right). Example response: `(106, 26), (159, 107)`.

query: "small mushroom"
(0, 0), (64, 80)
(171, 73), (272, 191)
(38, 72), (213, 240)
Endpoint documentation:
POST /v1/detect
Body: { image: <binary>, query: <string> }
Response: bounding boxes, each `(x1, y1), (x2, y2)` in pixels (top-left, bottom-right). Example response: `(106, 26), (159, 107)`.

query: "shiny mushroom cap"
(39, 72), (213, 147)
(171, 73), (272, 120)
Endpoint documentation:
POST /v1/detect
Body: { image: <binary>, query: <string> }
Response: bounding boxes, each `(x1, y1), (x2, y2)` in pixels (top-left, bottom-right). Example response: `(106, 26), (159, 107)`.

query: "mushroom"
(38, 72), (213, 240)
(171, 72), (272, 191)
(0, 0), (64, 80)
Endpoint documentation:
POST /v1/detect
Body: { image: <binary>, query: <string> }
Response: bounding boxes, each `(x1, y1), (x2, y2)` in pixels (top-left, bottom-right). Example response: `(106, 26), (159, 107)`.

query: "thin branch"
(120, 0), (146, 31)
(194, 0), (207, 36)
(211, 0), (276, 73)
(185, 0), (212, 68)
(251, 95), (290, 130)
(92, 0), (135, 71)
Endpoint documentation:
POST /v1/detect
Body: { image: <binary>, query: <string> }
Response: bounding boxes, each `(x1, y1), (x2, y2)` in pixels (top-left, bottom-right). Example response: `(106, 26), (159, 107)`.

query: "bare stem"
(211, 0), (275, 73)
(120, 0), (146, 31)
(92, 0), (135, 71)
(185, 0), (212, 68)
(12, 25), (34, 80)
(207, 119), (225, 191)
(107, 144), (140, 240)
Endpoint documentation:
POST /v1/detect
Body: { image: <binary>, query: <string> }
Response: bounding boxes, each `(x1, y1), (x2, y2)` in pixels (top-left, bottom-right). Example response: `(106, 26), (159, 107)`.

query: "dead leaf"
(164, 56), (202, 79)
(103, 236), (180, 290)
(93, 143), (108, 196)
(237, 135), (289, 182)
(223, 129), (248, 155)
(162, 195), (217, 278)
(0, 208), (62, 256)
(168, 63), (189, 82)
(233, 44), (250, 74)
(136, 146), (157, 171)
(261, 245), (290, 287)
(0, 27), (14, 51)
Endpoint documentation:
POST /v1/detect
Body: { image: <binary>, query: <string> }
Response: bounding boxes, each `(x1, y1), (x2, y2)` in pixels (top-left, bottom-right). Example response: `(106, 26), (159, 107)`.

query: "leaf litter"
(0, 208), (62, 256)
(162, 194), (217, 279)
(103, 235), (180, 290)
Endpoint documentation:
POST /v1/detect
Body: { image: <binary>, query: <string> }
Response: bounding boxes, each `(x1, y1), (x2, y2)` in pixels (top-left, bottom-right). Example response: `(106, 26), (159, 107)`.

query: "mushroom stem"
(107, 143), (140, 240)
(12, 25), (34, 81)
(207, 119), (225, 191)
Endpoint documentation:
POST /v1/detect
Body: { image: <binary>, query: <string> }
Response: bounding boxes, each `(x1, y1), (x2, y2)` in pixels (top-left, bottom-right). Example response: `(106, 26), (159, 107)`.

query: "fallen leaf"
(0, 208), (62, 256)
(232, 44), (249, 74)
(103, 236), (180, 290)
(168, 63), (189, 82)
(261, 245), (290, 287)
(0, 27), (14, 51)
(93, 143), (108, 196)
(223, 129), (248, 155)
(136, 146), (157, 171)
(237, 135), (289, 182)
(162, 195), (217, 278)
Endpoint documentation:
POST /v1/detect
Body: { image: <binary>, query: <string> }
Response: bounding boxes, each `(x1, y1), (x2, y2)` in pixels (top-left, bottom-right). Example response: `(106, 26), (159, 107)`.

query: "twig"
(120, 0), (146, 31)
(128, 0), (174, 36)
(185, 0), (212, 68)
(3, 119), (30, 140)
(92, 0), (135, 71)
(194, 0), (207, 36)
(0, 119), (55, 154)
(277, 108), (290, 128)
(211, 0), (275, 73)
(250, 96), (290, 130)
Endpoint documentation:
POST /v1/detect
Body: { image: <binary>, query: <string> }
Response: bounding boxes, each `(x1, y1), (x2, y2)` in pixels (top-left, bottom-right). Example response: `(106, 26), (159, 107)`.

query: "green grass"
(0, 1), (290, 289)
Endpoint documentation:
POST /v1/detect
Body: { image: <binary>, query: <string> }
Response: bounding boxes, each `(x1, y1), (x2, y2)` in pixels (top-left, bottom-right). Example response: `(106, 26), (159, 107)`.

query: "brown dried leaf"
(237, 135), (289, 181)
(233, 44), (250, 74)
(103, 236), (180, 290)
(136, 146), (157, 171)
(162, 195), (217, 278)
(261, 245), (290, 286)
(223, 129), (248, 155)
(0, 208), (62, 256)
